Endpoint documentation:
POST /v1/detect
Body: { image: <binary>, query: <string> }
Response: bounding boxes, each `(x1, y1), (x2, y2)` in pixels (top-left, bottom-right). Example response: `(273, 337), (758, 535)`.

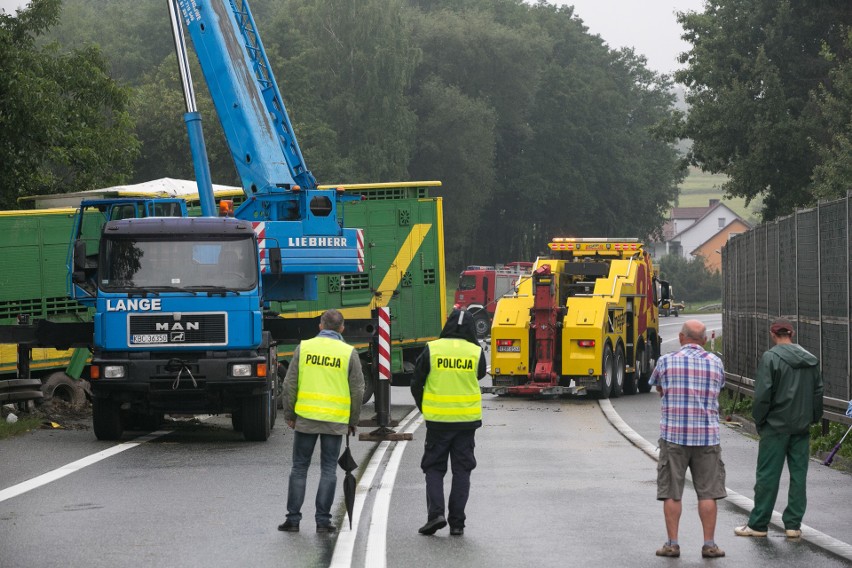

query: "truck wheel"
(231, 411), (243, 432)
(611, 345), (625, 398)
(242, 392), (271, 441)
(92, 398), (123, 440)
(40, 372), (86, 408)
(471, 310), (490, 339)
(269, 380), (278, 429)
(594, 344), (613, 399)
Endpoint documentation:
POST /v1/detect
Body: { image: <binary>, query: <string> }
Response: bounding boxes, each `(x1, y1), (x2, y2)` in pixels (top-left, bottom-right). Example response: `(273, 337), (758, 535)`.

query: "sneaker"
(785, 529), (802, 539)
(734, 525), (767, 537)
(655, 543), (680, 557)
(702, 544), (726, 558)
(450, 526), (464, 536)
(316, 525), (337, 534)
(277, 521), (299, 532)
(418, 516), (447, 535)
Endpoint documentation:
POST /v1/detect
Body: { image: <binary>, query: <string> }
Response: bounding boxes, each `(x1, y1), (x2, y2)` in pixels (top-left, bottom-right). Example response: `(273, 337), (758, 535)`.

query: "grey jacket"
(284, 329), (365, 435)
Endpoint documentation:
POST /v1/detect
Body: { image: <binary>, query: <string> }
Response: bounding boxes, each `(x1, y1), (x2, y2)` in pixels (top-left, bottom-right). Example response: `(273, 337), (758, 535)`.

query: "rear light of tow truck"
(577, 340), (595, 348)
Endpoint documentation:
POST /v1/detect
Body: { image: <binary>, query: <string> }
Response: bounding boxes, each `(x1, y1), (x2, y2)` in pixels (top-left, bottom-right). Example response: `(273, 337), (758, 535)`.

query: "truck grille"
(128, 312), (227, 347)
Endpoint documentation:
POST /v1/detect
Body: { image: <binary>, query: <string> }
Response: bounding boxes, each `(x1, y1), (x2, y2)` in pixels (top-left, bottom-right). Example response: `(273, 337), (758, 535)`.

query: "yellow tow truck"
(488, 238), (669, 397)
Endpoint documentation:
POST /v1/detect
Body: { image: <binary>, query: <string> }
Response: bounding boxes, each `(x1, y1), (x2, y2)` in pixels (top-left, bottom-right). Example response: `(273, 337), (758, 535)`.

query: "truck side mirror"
(269, 247), (282, 274)
(73, 239), (87, 272)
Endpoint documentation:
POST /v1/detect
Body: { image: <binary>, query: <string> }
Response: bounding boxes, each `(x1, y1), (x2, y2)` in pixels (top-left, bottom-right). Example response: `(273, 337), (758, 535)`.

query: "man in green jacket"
(735, 319), (823, 539)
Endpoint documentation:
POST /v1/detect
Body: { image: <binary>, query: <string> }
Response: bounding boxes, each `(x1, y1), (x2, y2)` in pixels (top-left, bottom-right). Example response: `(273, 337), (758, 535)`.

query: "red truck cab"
(454, 262), (533, 338)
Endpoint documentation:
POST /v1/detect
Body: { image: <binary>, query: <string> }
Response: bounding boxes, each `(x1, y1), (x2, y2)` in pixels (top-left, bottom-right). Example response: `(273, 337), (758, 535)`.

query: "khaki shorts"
(657, 438), (727, 501)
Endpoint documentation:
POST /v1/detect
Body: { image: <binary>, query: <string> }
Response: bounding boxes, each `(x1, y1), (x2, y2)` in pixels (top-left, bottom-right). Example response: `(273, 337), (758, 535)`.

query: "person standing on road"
(411, 309), (487, 537)
(735, 318), (823, 539)
(650, 319), (727, 559)
(278, 309), (364, 534)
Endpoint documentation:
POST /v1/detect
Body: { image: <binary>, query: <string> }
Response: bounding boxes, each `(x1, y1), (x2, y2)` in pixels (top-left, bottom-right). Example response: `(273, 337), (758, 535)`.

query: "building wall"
(677, 205), (743, 261)
(693, 219), (751, 272)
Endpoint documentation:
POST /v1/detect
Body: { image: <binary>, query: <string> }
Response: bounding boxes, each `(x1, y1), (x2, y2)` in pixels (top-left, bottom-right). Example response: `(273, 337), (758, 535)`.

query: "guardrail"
(0, 378), (43, 405)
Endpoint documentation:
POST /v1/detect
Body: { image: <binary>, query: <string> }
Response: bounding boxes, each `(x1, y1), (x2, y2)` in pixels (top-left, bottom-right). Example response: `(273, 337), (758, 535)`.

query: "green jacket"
(752, 343), (824, 435)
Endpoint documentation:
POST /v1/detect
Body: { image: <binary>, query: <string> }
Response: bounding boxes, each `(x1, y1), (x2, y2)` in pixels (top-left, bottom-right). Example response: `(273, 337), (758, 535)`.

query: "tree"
(130, 57), (237, 186)
(811, 31), (852, 200)
(269, 0), (420, 184)
(658, 253), (721, 302)
(0, 0), (138, 208)
(675, 0), (852, 220)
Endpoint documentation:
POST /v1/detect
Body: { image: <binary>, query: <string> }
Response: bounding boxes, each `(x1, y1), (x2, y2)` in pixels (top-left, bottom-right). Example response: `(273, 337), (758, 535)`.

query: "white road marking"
(329, 408), (421, 568)
(364, 415), (423, 568)
(598, 399), (852, 562)
(0, 429), (172, 503)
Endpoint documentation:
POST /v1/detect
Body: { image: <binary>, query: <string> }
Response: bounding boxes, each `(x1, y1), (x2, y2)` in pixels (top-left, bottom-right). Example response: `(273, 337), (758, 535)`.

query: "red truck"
(454, 262), (533, 338)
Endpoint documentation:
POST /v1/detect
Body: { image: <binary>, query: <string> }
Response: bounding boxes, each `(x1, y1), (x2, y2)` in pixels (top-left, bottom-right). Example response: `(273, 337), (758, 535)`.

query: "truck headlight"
(231, 364), (252, 377)
(103, 365), (126, 379)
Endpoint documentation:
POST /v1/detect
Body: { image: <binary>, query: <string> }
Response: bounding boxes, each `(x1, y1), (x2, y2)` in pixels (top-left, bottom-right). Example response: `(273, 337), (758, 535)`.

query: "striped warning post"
(377, 307), (391, 382)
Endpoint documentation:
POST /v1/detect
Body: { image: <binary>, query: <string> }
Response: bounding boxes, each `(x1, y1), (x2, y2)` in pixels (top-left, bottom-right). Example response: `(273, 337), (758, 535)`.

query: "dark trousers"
(421, 428), (477, 528)
(748, 430), (810, 531)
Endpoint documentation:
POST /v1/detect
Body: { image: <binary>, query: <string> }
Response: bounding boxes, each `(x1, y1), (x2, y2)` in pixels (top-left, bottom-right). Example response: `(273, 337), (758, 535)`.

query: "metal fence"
(722, 195), (851, 424)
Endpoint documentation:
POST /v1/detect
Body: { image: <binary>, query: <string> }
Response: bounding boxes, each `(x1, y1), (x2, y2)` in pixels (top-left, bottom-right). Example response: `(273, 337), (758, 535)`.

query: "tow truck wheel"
(92, 398), (123, 440)
(595, 344), (613, 399)
(242, 392), (272, 441)
(611, 345), (625, 398)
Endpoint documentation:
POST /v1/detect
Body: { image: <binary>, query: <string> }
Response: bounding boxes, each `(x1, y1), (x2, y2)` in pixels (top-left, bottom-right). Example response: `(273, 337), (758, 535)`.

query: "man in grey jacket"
(278, 309), (364, 534)
(735, 318), (823, 539)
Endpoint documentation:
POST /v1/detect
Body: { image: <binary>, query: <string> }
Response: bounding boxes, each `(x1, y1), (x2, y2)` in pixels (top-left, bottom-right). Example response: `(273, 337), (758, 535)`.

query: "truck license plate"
(132, 333), (168, 344)
(496, 346), (521, 352)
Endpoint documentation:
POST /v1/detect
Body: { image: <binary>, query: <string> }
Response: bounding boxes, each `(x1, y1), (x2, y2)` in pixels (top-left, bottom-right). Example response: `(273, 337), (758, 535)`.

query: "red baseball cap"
(770, 320), (794, 335)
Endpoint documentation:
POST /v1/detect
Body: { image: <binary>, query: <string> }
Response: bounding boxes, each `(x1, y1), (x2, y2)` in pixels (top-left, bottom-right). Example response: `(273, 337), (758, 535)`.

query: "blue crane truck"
(67, 0), (365, 441)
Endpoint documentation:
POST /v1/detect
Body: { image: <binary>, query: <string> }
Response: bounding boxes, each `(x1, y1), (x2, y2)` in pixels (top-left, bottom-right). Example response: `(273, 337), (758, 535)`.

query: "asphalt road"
(2, 313), (851, 567)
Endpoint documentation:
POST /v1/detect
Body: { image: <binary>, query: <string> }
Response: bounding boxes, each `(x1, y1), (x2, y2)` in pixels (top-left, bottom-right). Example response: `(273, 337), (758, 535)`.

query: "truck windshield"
(459, 275), (477, 290)
(99, 236), (257, 292)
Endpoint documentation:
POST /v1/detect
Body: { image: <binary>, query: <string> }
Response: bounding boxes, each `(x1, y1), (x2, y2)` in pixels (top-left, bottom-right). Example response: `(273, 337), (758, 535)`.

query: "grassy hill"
(677, 166), (761, 225)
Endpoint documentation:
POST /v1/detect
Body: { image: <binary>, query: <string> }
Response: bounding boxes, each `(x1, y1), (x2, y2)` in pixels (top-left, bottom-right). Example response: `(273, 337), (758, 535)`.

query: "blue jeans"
(286, 431), (342, 526)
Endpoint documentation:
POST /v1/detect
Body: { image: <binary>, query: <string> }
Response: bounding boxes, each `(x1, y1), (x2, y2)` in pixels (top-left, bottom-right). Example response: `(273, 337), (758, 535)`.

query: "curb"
(598, 399), (852, 563)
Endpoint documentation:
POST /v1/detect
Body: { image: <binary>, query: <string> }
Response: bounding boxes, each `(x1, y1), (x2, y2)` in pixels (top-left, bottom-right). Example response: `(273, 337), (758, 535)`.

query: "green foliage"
(28, 0), (683, 269)
(675, 0), (852, 221)
(658, 253), (721, 302)
(811, 30), (852, 201)
(810, 421), (852, 461)
(0, 0), (139, 207)
(719, 388), (752, 419)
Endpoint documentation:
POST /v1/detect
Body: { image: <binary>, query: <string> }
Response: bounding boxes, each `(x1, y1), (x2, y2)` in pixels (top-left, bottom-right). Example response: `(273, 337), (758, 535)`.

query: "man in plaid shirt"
(649, 319), (727, 559)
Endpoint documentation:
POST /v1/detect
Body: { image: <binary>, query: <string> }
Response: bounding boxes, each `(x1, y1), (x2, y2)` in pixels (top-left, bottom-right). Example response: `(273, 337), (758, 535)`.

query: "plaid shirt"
(649, 343), (725, 446)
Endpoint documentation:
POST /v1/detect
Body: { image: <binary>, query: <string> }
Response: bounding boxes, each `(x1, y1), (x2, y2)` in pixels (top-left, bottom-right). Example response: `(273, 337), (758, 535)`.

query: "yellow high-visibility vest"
(295, 336), (353, 424)
(422, 338), (482, 422)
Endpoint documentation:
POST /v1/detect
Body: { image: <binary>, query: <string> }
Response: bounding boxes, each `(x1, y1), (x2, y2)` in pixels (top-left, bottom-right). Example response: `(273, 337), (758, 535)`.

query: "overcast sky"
(1, 0), (705, 76)
(553, 0), (706, 76)
(0, 0), (24, 14)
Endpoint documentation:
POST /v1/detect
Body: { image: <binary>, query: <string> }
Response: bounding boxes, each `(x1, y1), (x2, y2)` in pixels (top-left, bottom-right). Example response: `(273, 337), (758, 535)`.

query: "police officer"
(411, 309), (487, 536)
(278, 309), (364, 534)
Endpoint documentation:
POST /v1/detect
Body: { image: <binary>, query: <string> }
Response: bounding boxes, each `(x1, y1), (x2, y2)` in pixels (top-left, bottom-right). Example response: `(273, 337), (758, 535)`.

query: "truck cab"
(83, 217), (276, 441)
(454, 262), (532, 338)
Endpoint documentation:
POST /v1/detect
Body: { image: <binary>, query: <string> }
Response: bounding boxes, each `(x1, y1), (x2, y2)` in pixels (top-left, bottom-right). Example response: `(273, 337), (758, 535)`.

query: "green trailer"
(275, 182), (447, 401)
(0, 181), (446, 405)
